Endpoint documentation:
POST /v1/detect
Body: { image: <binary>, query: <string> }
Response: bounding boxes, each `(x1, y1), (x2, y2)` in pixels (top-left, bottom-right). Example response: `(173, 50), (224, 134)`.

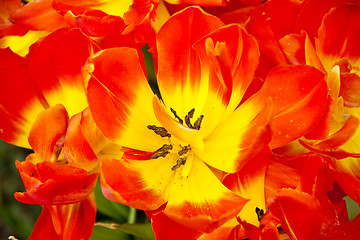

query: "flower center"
(147, 108), (204, 172)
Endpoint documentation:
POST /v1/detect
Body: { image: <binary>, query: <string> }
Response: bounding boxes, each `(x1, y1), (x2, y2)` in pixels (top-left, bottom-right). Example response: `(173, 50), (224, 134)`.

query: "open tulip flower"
(1, 0), (360, 239)
(85, 5), (328, 236)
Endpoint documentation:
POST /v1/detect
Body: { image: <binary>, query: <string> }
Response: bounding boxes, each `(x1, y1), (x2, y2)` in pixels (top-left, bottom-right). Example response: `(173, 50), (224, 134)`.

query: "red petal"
(149, 210), (203, 240)
(100, 158), (168, 210)
(28, 104), (68, 162)
(317, 4), (360, 63)
(86, 48), (165, 152)
(28, 195), (96, 240)
(28, 28), (96, 117)
(166, 0), (226, 6)
(193, 24), (259, 120)
(269, 188), (323, 240)
(254, 65), (328, 148)
(223, 150), (271, 226)
(156, 7), (224, 117)
(11, 0), (67, 31)
(246, 0), (301, 66)
(64, 110), (99, 172)
(0, 47), (45, 148)
(15, 160), (98, 205)
(300, 116), (360, 159)
(340, 72), (360, 108)
(320, 213), (360, 240)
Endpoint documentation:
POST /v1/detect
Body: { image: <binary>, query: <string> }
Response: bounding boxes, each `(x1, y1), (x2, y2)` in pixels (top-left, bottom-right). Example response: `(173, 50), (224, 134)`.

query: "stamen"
(178, 145), (190, 156)
(151, 144), (173, 159)
(171, 157), (187, 171)
(193, 115), (204, 130)
(255, 207), (265, 222)
(185, 108), (195, 128)
(170, 108), (183, 124)
(147, 125), (171, 138)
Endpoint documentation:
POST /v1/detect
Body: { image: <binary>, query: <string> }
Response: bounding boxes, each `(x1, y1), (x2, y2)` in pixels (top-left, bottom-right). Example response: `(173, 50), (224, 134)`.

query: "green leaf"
(344, 195), (360, 220)
(94, 181), (129, 222)
(95, 222), (155, 240)
(90, 225), (132, 240)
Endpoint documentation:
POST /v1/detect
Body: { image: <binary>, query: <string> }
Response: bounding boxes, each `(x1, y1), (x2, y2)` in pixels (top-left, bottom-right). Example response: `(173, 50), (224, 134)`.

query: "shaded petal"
(223, 151), (271, 226)
(14, 159), (98, 205)
(166, 0), (226, 6)
(53, 0), (132, 17)
(148, 210), (203, 240)
(86, 47), (165, 152)
(29, 194), (96, 240)
(320, 214), (360, 240)
(246, 0), (300, 67)
(0, 47), (45, 148)
(199, 97), (272, 173)
(279, 31), (324, 71)
(28, 28), (96, 117)
(156, 6), (224, 118)
(163, 158), (248, 233)
(11, 0), (67, 31)
(100, 157), (171, 210)
(269, 188), (323, 240)
(64, 110), (99, 172)
(300, 116), (360, 159)
(317, 4), (360, 71)
(254, 65), (328, 148)
(28, 104), (69, 162)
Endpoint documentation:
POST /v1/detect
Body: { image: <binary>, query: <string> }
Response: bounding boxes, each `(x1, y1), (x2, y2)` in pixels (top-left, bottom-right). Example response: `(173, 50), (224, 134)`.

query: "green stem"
(128, 207), (137, 224)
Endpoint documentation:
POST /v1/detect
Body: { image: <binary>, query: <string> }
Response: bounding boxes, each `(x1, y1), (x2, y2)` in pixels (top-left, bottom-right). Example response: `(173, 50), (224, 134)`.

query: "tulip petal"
(193, 24), (260, 136)
(199, 97), (272, 173)
(11, 0), (67, 31)
(86, 47), (167, 152)
(156, 7), (224, 118)
(28, 104), (69, 162)
(269, 188), (323, 240)
(15, 159), (98, 205)
(163, 158), (248, 233)
(0, 48), (45, 148)
(29, 194), (96, 240)
(317, 4), (360, 71)
(28, 28), (95, 117)
(255, 65), (328, 148)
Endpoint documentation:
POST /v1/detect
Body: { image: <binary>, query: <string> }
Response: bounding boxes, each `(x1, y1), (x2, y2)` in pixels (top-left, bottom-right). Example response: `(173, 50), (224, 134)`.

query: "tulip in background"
(0, 0), (360, 239)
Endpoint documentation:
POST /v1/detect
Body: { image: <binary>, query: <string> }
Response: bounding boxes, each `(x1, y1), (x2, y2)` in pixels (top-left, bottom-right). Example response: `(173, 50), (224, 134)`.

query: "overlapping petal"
(252, 65), (328, 148)
(101, 155), (247, 233)
(86, 47), (165, 152)
(156, 7), (224, 118)
(28, 104), (68, 162)
(0, 28), (96, 149)
(193, 24), (260, 135)
(269, 188), (323, 240)
(14, 158), (98, 205)
(0, 47), (45, 148)
(28, 194), (96, 240)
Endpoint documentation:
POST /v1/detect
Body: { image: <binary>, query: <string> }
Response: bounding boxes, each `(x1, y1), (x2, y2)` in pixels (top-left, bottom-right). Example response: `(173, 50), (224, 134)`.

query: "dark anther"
(193, 115), (204, 130)
(255, 207), (265, 222)
(170, 108), (183, 124)
(261, 0), (267, 3)
(171, 157), (187, 171)
(151, 144), (173, 159)
(178, 145), (190, 156)
(147, 125), (171, 138)
(185, 108), (195, 128)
